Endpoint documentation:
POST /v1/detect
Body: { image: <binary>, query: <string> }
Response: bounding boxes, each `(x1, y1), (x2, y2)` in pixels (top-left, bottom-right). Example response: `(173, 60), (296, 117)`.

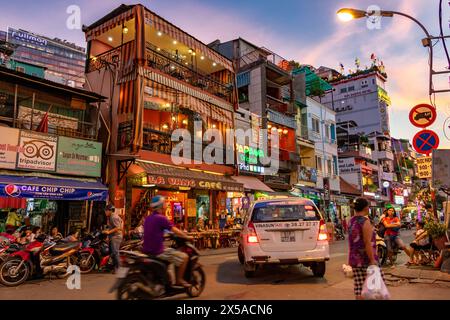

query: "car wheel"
(238, 246), (244, 265)
(311, 262), (326, 277)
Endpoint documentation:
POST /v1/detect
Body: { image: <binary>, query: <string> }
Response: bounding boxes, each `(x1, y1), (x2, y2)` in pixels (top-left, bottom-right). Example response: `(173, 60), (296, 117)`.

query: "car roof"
(253, 197), (315, 204)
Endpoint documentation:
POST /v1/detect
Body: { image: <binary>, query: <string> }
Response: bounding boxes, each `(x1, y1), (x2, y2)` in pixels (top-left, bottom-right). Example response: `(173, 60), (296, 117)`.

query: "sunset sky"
(1, 0), (449, 148)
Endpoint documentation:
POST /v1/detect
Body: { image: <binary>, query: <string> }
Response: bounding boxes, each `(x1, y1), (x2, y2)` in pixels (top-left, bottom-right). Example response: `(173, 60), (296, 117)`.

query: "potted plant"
(424, 221), (448, 250)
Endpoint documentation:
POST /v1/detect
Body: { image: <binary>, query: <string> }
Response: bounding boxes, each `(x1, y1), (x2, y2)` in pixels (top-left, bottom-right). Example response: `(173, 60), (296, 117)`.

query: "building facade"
(0, 65), (106, 235)
(212, 38), (300, 192)
(0, 28), (85, 88)
(84, 4), (244, 230)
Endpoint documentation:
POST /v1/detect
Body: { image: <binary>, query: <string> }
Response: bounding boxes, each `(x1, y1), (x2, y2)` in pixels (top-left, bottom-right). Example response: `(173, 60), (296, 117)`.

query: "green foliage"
(424, 221), (447, 239)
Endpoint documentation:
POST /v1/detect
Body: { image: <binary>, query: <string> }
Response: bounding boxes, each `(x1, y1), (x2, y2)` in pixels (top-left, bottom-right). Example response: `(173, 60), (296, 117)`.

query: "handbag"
(361, 265), (390, 300)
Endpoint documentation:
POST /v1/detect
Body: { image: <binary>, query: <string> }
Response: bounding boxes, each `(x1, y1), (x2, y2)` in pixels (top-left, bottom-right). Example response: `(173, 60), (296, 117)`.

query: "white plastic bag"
(361, 265), (390, 300)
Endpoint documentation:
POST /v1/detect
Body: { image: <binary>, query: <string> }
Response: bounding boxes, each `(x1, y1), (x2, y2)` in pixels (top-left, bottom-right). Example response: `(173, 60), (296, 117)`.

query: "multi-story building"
(83, 4), (244, 230)
(212, 38), (300, 192)
(0, 28), (85, 87)
(0, 64), (106, 235)
(319, 65), (395, 205)
(391, 137), (417, 206)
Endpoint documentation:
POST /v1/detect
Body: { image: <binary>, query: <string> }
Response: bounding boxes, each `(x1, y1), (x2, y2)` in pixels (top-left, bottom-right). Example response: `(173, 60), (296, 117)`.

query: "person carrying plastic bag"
(361, 265), (390, 300)
(348, 197), (390, 300)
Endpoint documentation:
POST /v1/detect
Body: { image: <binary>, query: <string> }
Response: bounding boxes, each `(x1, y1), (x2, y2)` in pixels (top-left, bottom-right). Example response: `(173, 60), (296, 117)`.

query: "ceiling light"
(200, 56), (205, 60)
(156, 47), (161, 51)
(185, 62), (188, 65)
(172, 116), (176, 121)
(182, 119), (188, 125)
(122, 27), (129, 34)
(173, 40), (177, 45)
(170, 65), (175, 70)
(212, 124), (216, 129)
(278, 128), (283, 133)
(165, 103), (171, 107)
(157, 31), (162, 36)
(283, 129), (288, 134)
(268, 124), (272, 129)
(162, 124), (169, 129)
(188, 49), (193, 53)
(108, 36), (113, 42)
(192, 52), (196, 56)
(212, 62), (217, 67)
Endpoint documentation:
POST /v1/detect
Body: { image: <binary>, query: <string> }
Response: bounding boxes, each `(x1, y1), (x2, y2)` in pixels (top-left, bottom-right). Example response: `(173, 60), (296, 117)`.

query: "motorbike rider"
(142, 195), (193, 288)
(103, 204), (123, 273)
(382, 205), (411, 265)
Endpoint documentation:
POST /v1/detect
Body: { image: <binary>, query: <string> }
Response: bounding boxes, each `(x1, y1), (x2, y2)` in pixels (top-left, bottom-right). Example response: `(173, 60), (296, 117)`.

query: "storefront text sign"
(17, 130), (57, 172)
(146, 174), (243, 192)
(57, 137), (102, 177)
(417, 156), (432, 179)
(0, 127), (21, 169)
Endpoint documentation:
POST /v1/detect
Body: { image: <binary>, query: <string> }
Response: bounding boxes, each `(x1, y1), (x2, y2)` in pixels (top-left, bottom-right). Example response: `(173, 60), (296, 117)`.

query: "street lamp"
(336, 7), (450, 95)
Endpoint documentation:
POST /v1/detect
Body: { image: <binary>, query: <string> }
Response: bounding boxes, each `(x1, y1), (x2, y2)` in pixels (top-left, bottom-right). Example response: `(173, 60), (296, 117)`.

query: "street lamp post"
(337, 8), (450, 95)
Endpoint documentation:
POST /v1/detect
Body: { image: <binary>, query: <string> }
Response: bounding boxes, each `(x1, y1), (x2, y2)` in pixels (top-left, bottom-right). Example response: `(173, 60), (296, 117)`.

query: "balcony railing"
(86, 43), (123, 73)
(0, 116), (97, 140)
(145, 43), (233, 103)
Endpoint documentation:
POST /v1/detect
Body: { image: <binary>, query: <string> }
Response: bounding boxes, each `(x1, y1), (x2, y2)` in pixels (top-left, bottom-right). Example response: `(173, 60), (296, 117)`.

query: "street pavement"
(0, 229), (449, 300)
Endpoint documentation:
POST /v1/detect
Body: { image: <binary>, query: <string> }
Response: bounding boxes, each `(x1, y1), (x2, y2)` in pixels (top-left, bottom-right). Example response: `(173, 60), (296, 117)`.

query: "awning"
(0, 175), (108, 201)
(231, 175), (274, 193)
(136, 162), (243, 192)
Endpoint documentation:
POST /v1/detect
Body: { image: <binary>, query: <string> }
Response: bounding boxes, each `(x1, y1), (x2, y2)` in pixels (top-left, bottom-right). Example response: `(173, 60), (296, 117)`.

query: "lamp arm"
(385, 11), (431, 39)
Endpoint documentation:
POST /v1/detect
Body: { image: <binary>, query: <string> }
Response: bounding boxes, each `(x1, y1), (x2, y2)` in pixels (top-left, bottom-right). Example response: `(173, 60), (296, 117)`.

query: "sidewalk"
(383, 265), (450, 284)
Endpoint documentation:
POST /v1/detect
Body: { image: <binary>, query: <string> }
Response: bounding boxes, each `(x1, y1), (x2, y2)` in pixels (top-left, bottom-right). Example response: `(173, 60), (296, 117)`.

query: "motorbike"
(334, 224), (345, 241)
(375, 234), (400, 265)
(109, 235), (205, 300)
(401, 220), (413, 230)
(0, 235), (81, 287)
(74, 231), (142, 273)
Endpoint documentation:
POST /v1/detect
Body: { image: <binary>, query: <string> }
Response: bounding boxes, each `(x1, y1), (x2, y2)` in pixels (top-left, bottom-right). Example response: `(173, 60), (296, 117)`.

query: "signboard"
(0, 127), (20, 169)
(323, 177), (330, 201)
(118, 121), (132, 150)
(0, 182), (107, 201)
(379, 101), (390, 135)
(236, 143), (265, 174)
(338, 158), (361, 174)
(187, 199), (197, 217)
(409, 104), (436, 128)
(56, 137), (102, 177)
(416, 156), (432, 179)
(146, 175), (244, 192)
(394, 195), (405, 205)
(8, 27), (48, 47)
(413, 130), (440, 156)
(298, 166), (317, 183)
(18, 107), (78, 130)
(382, 181), (390, 188)
(16, 130), (57, 172)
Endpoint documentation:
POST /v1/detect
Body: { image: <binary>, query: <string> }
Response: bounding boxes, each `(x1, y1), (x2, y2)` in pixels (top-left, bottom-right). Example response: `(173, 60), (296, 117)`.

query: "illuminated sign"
(394, 195), (405, 205)
(236, 143), (265, 174)
(9, 28), (48, 47)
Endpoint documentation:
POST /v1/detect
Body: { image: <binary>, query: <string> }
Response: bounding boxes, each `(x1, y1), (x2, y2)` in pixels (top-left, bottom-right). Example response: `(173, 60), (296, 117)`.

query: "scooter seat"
(51, 242), (80, 252)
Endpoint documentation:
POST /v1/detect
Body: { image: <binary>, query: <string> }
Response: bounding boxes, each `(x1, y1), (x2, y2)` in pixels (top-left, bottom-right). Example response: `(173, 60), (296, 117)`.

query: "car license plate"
(281, 231), (295, 242)
(116, 267), (129, 278)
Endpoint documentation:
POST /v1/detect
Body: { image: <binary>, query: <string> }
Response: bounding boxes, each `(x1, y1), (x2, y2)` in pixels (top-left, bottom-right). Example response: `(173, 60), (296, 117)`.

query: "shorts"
(157, 247), (188, 267)
(352, 267), (386, 296)
(410, 242), (431, 251)
(385, 235), (406, 252)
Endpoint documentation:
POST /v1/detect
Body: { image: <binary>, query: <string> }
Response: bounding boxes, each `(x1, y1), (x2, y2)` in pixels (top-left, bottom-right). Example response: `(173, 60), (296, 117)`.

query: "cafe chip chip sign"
(416, 156), (432, 179)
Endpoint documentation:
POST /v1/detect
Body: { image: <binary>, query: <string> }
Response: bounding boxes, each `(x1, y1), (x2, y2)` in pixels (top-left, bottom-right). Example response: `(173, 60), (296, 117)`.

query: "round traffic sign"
(413, 129), (440, 156)
(409, 104), (436, 128)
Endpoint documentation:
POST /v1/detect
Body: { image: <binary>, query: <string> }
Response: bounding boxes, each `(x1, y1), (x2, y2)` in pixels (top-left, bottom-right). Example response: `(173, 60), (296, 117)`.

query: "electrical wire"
(439, 0), (450, 68)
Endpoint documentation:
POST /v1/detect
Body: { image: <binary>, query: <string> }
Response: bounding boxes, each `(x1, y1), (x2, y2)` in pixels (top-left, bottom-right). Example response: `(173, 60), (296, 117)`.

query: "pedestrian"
(30, 226), (41, 242)
(102, 204), (123, 273)
(383, 205), (411, 265)
(326, 218), (335, 242)
(348, 197), (383, 300)
(342, 216), (348, 234)
(63, 228), (79, 242)
(5, 208), (22, 233)
(49, 226), (63, 242)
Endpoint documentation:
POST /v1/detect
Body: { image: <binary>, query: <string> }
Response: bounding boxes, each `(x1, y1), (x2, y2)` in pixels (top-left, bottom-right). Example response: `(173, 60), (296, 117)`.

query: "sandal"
(176, 281), (192, 289)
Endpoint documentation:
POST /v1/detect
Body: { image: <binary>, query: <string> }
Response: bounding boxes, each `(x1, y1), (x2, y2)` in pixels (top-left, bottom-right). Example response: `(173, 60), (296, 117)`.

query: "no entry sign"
(413, 129), (440, 156)
(409, 104), (436, 128)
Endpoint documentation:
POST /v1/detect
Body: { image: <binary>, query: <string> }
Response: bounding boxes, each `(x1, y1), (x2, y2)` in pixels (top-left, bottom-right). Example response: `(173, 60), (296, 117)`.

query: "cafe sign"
(146, 175), (243, 192)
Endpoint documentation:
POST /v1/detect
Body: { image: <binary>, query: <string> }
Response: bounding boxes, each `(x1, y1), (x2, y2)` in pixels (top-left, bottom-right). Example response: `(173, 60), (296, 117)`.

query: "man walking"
(103, 204), (123, 273)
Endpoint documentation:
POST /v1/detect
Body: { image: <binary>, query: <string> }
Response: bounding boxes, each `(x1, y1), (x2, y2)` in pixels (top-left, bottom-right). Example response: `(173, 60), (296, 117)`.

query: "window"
(348, 86), (355, 92)
(312, 117), (320, 133)
(361, 80), (368, 88)
(325, 124), (330, 140)
(327, 159), (332, 176)
(316, 156), (323, 173)
(372, 79), (375, 84)
(340, 87), (347, 93)
(238, 85), (249, 103)
(333, 156), (338, 176)
(330, 124), (336, 142)
(251, 202), (321, 223)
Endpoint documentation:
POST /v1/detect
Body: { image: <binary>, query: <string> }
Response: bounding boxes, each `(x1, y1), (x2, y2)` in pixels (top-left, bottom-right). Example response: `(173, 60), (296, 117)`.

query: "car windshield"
(251, 201), (321, 222)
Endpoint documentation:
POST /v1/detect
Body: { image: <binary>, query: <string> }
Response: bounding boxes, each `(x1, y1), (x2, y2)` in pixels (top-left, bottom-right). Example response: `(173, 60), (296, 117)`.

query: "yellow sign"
(417, 156), (432, 179)
(187, 199), (197, 217)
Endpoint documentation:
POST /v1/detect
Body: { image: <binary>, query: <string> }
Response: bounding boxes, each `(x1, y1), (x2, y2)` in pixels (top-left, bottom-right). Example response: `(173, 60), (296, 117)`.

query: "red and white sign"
(409, 104), (437, 128)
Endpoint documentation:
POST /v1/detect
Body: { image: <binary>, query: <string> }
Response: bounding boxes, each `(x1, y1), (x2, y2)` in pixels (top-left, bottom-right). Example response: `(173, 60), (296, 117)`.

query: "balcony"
(0, 116), (97, 141)
(375, 149), (394, 161)
(145, 43), (233, 103)
(86, 43), (123, 73)
(338, 144), (372, 159)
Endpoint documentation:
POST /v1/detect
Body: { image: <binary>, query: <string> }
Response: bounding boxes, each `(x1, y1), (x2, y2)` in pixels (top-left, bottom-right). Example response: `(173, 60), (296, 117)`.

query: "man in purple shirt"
(143, 195), (192, 288)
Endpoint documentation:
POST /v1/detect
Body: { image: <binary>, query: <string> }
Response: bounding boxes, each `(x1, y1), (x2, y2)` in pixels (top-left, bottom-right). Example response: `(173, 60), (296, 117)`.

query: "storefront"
(0, 174), (108, 234)
(127, 161), (243, 231)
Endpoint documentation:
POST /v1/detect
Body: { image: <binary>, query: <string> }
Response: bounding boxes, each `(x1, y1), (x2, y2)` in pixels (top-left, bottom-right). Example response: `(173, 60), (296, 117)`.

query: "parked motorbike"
(0, 235), (81, 287)
(376, 234), (387, 265)
(401, 220), (413, 230)
(109, 235), (205, 300)
(334, 225), (345, 241)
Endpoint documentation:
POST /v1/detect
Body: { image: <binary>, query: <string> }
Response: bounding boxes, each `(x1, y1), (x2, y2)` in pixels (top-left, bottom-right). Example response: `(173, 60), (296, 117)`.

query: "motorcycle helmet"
(150, 195), (165, 209)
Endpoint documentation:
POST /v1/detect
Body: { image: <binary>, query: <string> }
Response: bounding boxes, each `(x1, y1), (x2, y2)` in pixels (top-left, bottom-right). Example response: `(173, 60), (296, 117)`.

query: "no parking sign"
(413, 130), (440, 156)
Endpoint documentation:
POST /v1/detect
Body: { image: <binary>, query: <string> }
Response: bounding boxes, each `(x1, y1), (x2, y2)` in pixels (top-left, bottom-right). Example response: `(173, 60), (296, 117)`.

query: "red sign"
(409, 104), (436, 128)
(413, 130), (440, 156)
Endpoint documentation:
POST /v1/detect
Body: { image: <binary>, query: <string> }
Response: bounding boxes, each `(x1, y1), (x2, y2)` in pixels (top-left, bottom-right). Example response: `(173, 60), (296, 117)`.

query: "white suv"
(238, 197), (330, 278)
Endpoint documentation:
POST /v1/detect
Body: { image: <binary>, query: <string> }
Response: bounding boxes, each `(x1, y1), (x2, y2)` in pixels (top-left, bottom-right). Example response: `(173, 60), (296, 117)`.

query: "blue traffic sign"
(413, 130), (440, 156)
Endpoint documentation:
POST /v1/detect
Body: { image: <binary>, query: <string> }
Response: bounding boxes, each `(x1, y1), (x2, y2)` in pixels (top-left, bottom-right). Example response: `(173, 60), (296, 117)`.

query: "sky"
(1, 0), (450, 148)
